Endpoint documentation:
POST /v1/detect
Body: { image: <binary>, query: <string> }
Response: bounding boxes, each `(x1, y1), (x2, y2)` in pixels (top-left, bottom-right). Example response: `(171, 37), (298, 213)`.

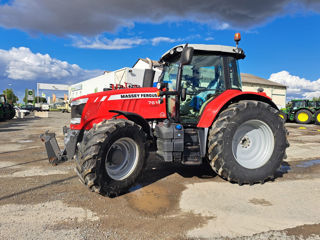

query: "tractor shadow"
(122, 155), (291, 198)
(119, 153), (217, 197)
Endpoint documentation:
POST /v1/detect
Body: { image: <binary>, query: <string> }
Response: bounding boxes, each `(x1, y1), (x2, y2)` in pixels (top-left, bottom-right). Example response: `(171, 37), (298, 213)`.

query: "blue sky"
(0, 0), (320, 101)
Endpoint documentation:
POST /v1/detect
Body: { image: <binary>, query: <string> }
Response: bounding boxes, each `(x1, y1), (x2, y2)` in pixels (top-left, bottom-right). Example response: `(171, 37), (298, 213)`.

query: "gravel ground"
(0, 112), (319, 240)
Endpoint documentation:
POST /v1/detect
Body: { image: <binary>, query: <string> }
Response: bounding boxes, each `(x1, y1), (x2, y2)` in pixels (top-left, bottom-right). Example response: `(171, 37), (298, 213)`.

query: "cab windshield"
(160, 52), (241, 124)
(292, 101), (306, 109)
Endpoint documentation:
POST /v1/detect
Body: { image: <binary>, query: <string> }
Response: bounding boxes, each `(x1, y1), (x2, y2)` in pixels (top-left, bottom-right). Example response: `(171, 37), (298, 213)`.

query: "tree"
(3, 88), (18, 104)
(312, 97), (320, 101)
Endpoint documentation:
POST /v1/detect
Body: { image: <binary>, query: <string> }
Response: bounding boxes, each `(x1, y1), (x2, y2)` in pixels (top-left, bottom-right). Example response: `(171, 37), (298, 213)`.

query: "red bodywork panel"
(71, 88), (272, 130)
(71, 88), (166, 130)
(197, 89), (272, 128)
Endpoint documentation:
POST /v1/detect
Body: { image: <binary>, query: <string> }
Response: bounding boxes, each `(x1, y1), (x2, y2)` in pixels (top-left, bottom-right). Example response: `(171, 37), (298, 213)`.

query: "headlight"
(71, 98), (88, 106)
(70, 98), (88, 124)
(157, 82), (162, 90)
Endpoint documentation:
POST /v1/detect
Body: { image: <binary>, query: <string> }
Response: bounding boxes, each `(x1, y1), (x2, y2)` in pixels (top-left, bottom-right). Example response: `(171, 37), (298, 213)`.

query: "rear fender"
(197, 90), (278, 128)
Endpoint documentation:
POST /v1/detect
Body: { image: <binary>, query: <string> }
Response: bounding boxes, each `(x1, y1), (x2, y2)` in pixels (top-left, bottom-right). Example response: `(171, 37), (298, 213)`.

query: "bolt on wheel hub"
(240, 136), (251, 149)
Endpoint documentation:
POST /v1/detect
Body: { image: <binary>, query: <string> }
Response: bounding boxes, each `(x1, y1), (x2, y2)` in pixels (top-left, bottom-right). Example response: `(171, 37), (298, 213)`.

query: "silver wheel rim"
(232, 120), (275, 169)
(105, 137), (139, 181)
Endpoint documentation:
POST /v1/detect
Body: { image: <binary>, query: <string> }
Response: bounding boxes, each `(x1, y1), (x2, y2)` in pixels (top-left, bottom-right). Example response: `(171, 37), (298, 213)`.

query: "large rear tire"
(295, 109), (312, 124)
(207, 100), (288, 185)
(75, 119), (147, 197)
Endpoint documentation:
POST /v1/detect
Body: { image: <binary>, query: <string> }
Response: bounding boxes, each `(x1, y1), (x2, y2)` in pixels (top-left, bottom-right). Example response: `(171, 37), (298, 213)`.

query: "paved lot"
(0, 112), (320, 240)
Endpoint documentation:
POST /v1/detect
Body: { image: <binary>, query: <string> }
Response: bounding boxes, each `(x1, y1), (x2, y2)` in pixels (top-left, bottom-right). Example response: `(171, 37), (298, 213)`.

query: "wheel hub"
(298, 113), (309, 122)
(105, 137), (139, 181)
(108, 147), (124, 166)
(232, 120), (275, 169)
(240, 136), (251, 149)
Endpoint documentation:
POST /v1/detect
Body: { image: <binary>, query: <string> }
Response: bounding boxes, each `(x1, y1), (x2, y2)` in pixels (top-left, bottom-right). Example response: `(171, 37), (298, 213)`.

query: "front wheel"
(207, 100), (289, 185)
(75, 119), (147, 196)
(315, 110), (320, 125)
(279, 111), (287, 122)
(295, 109), (312, 124)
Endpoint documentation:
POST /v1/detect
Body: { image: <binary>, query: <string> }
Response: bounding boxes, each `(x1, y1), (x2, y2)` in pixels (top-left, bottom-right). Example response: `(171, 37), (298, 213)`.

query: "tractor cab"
(158, 44), (245, 125)
(290, 99), (309, 109)
(0, 94), (6, 105)
(0, 95), (5, 120)
(309, 100), (320, 110)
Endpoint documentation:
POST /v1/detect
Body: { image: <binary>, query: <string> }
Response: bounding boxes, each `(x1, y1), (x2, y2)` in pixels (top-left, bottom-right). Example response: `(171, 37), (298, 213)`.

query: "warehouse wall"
(242, 83), (287, 109)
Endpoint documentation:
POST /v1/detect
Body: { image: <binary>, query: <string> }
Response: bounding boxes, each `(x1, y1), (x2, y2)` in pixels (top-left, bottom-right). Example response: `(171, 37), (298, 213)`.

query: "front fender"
(79, 110), (152, 138)
(197, 90), (277, 128)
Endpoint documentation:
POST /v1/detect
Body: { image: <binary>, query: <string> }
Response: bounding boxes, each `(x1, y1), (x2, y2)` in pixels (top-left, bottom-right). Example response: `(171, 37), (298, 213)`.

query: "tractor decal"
(108, 93), (159, 100)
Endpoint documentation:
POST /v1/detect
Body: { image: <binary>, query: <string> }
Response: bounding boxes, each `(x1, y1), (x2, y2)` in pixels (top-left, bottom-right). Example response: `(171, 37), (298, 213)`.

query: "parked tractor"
(41, 34), (289, 197)
(310, 101), (320, 125)
(0, 94), (15, 121)
(279, 99), (319, 124)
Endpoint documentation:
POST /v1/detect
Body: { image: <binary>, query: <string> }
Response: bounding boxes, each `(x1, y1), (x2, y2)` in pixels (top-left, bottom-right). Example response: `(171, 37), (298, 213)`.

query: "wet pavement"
(0, 113), (320, 240)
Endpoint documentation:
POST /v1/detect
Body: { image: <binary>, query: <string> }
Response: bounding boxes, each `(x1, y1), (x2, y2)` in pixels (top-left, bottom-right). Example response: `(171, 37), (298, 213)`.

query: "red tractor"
(41, 34), (289, 196)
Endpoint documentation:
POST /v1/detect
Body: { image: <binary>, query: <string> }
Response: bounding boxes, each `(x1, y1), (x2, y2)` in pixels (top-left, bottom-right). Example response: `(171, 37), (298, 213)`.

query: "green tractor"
(310, 100), (320, 125)
(0, 99), (4, 121)
(0, 94), (15, 121)
(279, 99), (319, 124)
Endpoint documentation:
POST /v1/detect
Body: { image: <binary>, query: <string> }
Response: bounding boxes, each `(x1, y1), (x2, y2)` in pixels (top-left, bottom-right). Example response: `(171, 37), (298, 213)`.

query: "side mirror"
(181, 88), (187, 101)
(180, 47), (194, 66)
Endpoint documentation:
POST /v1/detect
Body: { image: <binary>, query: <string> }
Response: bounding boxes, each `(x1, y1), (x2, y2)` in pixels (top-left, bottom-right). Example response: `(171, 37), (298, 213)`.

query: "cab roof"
(161, 44), (245, 62)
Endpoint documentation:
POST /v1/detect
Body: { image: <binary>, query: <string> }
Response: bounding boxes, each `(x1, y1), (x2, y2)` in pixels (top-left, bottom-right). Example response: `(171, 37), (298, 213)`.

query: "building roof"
(241, 73), (286, 88)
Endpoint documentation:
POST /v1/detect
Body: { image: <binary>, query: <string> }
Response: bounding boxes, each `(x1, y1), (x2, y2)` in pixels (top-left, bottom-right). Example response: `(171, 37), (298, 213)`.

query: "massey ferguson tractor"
(41, 34), (289, 197)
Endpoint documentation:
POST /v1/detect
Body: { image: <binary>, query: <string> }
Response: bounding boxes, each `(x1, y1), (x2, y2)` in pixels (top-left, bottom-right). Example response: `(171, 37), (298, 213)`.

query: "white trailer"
(69, 67), (161, 99)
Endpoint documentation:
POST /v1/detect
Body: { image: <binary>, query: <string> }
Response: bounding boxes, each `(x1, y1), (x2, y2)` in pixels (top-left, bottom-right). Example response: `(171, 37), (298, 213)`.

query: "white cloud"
(216, 22), (230, 30)
(71, 36), (148, 50)
(0, 47), (100, 82)
(269, 71), (320, 99)
(71, 35), (187, 50)
(205, 37), (215, 41)
(151, 37), (180, 46)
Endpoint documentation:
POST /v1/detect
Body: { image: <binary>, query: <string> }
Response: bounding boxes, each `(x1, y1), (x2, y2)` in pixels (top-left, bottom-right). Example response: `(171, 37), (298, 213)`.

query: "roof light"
(234, 33), (241, 48)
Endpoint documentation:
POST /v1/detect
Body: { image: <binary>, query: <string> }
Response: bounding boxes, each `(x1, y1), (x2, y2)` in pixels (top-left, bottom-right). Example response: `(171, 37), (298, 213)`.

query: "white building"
(241, 73), (287, 109)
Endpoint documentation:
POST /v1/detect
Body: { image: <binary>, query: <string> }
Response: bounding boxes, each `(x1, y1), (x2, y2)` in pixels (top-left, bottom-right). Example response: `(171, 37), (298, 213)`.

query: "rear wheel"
(207, 100), (288, 185)
(75, 119), (147, 196)
(295, 109), (312, 124)
(315, 110), (320, 125)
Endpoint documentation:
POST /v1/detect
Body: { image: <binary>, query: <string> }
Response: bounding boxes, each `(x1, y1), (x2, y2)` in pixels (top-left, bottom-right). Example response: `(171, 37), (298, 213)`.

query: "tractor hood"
(70, 87), (167, 130)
